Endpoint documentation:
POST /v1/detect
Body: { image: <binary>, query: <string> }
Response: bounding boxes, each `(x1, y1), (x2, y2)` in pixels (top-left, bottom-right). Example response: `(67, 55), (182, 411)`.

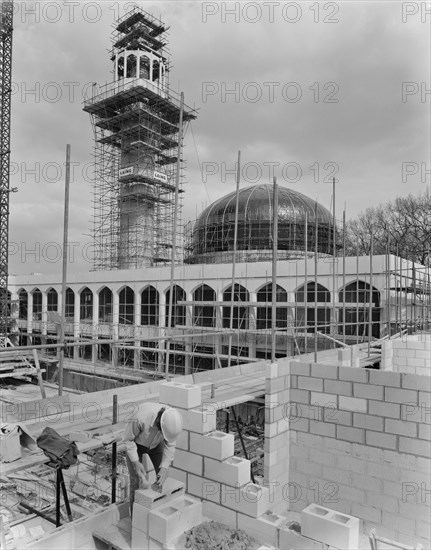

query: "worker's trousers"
(126, 442), (164, 505)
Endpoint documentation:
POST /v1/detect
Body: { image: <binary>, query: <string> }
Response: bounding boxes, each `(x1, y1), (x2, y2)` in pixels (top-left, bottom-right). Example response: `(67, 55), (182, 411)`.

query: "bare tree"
(344, 191), (431, 265)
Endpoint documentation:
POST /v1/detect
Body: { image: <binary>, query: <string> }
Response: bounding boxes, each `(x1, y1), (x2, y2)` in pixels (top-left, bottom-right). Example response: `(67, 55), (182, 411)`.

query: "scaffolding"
(83, 7), (197, 271)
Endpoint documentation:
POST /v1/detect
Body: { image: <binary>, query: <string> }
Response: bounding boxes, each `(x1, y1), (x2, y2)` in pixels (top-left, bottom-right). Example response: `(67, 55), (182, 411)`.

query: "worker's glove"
(154, 467), (168, 491)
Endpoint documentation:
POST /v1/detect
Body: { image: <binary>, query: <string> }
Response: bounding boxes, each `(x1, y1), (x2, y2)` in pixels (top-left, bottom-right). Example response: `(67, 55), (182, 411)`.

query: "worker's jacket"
(121, 402), (176, 469)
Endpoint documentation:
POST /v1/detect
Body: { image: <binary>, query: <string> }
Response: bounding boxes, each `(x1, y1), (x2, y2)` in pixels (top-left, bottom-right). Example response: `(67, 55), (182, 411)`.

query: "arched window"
(65, 288), (74, 319)
(223, 284), (249, 330)
(165, 285), (186, 327)
(339, 281), (380, 338)
(295, 282), (330, 334)
(141, 286), (159, 326)
(32, 289), (42, 321)
(47, 288), (58, 312)
(18, 290), (28, 320)
(257, 284), (288, 330)
(117, 56), (124, 79)
(193, 285), (216, 327)
(99, 287), (113, 323)
(152, 59), (160, 82)
(126, 54), (137, 78)
(119, 287), (134, 325)
(140, 55), (150, 79)
(80, 287), (93, 321)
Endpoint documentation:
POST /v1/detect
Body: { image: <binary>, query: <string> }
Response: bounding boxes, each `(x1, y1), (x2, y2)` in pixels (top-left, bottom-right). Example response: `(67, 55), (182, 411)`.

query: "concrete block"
(298, 376), (323, 392)
(187, 474), (220, 502)
(353, 413), (384, 431)
(369, 370), (401, 387)
(399, 436), (431, 457)
(221, 483), (270, 517)
(159, 381), (202, 409)
(310, 392), (337, 408)
(175, 429), (189, 451)
(173, 449), (203, 475)
(189, 431), (234, 461)
(353, 383), (383, 400)
(266, 362), (279, 378)
(311, 363), (338, 379)
(385, 387), (418, 404)
(309, 420), (336, 438)
(204, 456), (250, 487)
(339, 367), (368, 383)
(202, 500), (237, 529)
(148, 495), (202, 545)
(132, 502), (150, 534)
(278, 523), (325, 550)
(324, 379), (352, 396)
(385, 418), (417, 437)
(365, 430), (397, 450)
(336, 425), (365, 444)
(135, 478), (185, 509)
(368, 400), (400, 419)
(132, 527), (149, 550)
(339, 396), (367, 413)
(237, 511), (285, 547)
(181, 408), (217, 434)
(301, 504), (360, 550)
(168, 467), (187, 485)
(291, 361), (310, 375)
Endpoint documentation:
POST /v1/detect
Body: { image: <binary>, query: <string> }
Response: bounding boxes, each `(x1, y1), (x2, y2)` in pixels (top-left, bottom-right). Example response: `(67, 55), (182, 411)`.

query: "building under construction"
(1, 5), (430, 550)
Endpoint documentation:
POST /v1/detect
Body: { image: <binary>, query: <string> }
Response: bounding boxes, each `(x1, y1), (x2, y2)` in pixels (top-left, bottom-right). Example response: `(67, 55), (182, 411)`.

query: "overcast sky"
(8, 1), (430, 275)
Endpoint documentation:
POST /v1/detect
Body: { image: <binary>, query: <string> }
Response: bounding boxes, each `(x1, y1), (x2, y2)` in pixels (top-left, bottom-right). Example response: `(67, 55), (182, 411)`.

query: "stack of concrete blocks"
(286, 359), (431, 548)
(381, 336), (431, 375)
(131, 478), (202, 550)
(337, 347), (360, 368)
(158, 379), (282, 546)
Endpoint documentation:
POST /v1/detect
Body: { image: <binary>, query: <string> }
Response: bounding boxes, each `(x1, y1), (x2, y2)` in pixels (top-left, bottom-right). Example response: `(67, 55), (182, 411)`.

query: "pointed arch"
(80, 287), (93, 321)
(165, 285), (186, 327)
(119, 286), (134, 325)
(47, 288), (58, 312)
(32, 288), (42, 321)
(141, 285), (159, 326)
(99, 286), (113, 323)
(256, 283), (288, 330)
(339, 281), (380, 338)
(222, 284), (249, 329)
(193, 284), (216, 327)
(18, 289), (28, 320)
(295, 282), (331, 334)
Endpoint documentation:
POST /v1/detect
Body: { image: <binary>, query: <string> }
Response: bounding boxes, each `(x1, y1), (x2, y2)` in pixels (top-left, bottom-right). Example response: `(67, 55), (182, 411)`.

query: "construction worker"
(121, 402), (183, 502)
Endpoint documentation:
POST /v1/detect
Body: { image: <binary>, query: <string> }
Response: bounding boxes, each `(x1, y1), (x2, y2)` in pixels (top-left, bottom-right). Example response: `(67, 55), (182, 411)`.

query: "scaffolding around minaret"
(83, 7), (197, 271)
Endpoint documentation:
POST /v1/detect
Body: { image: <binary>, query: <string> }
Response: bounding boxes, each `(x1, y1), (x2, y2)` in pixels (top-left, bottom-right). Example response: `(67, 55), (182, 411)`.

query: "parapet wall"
(381, 334), (431, 375)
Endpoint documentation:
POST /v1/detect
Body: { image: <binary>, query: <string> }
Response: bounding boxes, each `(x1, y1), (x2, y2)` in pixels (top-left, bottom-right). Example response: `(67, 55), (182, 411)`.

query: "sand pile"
(183, 521), (260, 550)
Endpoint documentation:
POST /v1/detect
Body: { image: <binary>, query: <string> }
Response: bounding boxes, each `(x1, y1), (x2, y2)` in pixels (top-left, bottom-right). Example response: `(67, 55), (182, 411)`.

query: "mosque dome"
(185, 183), (335, 264)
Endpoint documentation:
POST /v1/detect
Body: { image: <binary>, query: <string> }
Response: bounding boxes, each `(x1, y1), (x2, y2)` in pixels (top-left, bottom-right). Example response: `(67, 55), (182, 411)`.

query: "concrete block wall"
(287, 359), (430, 548)
(381, 335), (431, 375)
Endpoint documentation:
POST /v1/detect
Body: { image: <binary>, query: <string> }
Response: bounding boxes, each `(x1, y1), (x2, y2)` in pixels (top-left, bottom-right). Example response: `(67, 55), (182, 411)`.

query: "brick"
(311, 364), (338, 379)
(369, 370), (401, 387)
(336, 455), (365, 474)
(237, 511), (285, 547)
(148, 495), (202, 544)
(202, 500), (237, 529)
(339, 396), (367, 413)
(322, 465), (351, 485)
(290, 389), (310, 404)
(187, 474), (220, 502)
(159, 381), (202, 410)
(310, 392), (338, 408)
(419, 423), (431, 440)
(385, 418), (417, 437)
(204, 456), (250, 487)
(381, 512), (415, 535)
(181, 408), (217, 434)
(298, 376), (323, 392)
(173, 449), (203, 475)
(353, 383), (383, 400)
(135, 478), (185, 509)
(310, 420), (336, 438)
(337, 425), (365, 444)
(353, 413), (383, 431)
(367, 462), (399, 482)
(291, 361), (310, 375)
(339, 367), (368, 383)
(365, 430), (397, 450)
(368, 400), (400, 419)
(324, 379), (352, 396)
(399, 436), (431, 458)
(352, 503), (381, 524)
(337, 484), (366, 504)
(367, 493), (398, 514)
(221, 483), (270, 517)
(189, 431), (234, 461)
(278, 524), (325, 550)
(385, 387), (418, 404)
(301, 504), (360, 550)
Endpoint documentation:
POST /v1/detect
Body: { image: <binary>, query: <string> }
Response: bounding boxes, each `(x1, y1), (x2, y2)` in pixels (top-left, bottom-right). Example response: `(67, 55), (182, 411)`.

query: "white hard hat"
(160, 408), (183, 443)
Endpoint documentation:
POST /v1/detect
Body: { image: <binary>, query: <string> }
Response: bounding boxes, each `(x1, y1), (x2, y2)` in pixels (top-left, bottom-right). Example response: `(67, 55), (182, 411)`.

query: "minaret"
(84, 7), (197, 270)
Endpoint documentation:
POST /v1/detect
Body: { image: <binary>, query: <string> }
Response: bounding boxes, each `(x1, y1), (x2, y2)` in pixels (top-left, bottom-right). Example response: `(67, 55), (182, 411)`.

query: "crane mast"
(0, 0), (13, 339)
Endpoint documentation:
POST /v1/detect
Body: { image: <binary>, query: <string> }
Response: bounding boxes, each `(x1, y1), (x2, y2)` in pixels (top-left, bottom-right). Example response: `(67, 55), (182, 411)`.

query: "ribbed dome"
(186, 184), (335, 264)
